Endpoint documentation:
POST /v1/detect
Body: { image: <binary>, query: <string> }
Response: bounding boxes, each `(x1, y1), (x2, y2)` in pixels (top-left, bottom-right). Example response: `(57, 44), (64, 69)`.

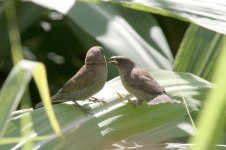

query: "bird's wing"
(125, 68), (165, 94)
(61, 65), (96, 93)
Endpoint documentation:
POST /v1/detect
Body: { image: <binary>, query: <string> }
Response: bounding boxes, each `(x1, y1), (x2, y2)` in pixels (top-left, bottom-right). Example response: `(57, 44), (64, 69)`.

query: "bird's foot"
(73, 101), (93, 115)
(89, 97), (107, 104)
(116, 92), (136, 107)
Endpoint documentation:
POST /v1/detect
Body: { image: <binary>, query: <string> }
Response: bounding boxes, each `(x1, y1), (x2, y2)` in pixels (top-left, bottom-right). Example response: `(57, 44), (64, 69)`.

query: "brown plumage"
(109, 56), (178, 105)
(35, 46), (107, 109)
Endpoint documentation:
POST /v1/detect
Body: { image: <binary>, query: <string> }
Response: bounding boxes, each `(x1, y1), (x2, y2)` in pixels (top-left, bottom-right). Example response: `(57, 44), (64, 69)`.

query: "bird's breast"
(80, 64), (107, 98)
(93, 65), (108, 88)
(59, 64), (107, 100)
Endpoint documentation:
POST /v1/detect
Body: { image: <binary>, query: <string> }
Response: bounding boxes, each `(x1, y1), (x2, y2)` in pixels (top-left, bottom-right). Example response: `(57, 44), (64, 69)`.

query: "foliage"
(0, 0), (226, 149)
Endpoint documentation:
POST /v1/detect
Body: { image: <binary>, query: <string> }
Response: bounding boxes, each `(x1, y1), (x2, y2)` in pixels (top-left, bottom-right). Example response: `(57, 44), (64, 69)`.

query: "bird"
(109, 56), (179, 106)
(35, 46), (108, 111)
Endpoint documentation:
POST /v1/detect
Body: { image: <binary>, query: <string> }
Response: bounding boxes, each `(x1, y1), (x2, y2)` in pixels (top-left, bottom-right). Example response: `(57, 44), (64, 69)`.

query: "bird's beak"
(108, 57), (118, 65)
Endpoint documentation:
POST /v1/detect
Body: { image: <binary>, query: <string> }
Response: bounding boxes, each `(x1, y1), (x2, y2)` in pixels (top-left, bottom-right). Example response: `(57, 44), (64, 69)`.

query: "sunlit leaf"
(1, 69), (212, 149)
(0, 60), (62, 139)
(174, 24), (223, 81)
(32, 1), (174, 70)
(190, 36), (226, 150)
(0, 61), (32, 137)
(81, 0), (226, 34)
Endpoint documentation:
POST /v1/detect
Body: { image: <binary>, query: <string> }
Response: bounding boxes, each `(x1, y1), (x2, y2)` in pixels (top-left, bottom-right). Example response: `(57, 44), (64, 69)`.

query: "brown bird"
(109, 56), (179, 106)
(35, 46), (108, 110)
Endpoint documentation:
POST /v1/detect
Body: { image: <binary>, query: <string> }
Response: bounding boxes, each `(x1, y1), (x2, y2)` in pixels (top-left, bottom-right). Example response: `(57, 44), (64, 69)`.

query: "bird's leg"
(88, 97), (107, 104)
(116, 92), (136, 107)
(73, 101), (93, 115)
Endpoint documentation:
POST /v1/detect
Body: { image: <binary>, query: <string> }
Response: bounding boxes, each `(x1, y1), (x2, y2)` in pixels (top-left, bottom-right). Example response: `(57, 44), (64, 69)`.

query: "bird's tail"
(51, 94), (59, 101)
(147, 94), (181, 105)
(34, 102), (44, 109)
(34, 93), (64, 109)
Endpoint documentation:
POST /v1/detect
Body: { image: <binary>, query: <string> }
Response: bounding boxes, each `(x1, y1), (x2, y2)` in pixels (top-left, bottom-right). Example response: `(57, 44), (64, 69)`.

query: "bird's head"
(85, 46), (106, 65)
(109, 56), (136, 73)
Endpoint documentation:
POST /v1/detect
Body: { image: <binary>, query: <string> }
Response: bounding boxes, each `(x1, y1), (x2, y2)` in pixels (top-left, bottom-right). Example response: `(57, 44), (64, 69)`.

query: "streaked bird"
(35, 46), (108, 111)
(109, 56), (179, 105)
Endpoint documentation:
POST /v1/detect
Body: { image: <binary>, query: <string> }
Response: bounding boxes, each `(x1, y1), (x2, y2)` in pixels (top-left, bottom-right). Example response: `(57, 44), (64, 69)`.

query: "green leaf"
(81, 0), (226, 34)
(174, 24), (223, 81)
(190, 36), (226, 150)
(31, 1), (174, 70)
(113, 117), (193, 149)
(0, 1), (45, 66)
(0, 60), (32, 137)
(4, 0), (24, 64)
(1, 69), (212, 149)
(0, 60), (62, 139)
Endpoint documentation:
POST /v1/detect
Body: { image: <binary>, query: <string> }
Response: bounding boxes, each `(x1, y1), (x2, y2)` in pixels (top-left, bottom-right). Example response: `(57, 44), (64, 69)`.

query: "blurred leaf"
(32, 61), (62, 137)
(81, 0), (226, 34)
(4, 0), (23, 64)
(31, 1), (174, 70)
(111, 117), (194, 149)
(1, 69), (213, 149)
(0, 60), (32, 137)
(0, 60), (62, 139)
(174, 24), (223, 81)
(1, 0), (224, 149)
(190, 36), (226, 150)
(0, 1), (45, 68)
(69, 2), (173, 68)
(20, 90), (34, 150)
